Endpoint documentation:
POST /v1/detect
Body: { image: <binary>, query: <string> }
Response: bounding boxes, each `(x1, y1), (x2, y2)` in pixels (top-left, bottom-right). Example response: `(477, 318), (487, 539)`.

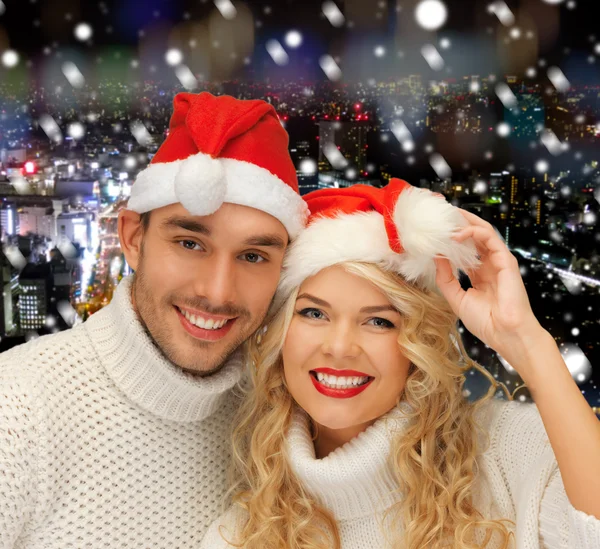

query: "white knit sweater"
(0, 275), (245, 549)
(201, 399), (600, 549)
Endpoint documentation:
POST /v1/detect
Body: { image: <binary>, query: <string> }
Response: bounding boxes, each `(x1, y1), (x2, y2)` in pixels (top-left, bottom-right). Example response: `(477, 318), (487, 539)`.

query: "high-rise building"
(56, 212), (93, 250)
(0, 248), (19, 336)
(318, 121), (372, 173)
(19, 204), (57, 241)
(0, 203), (19, 239)
(18, 263), (52, 332)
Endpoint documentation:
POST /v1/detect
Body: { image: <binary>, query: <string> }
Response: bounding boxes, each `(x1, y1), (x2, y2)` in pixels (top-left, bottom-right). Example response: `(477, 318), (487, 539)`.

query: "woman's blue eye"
(368, 317), (395, 329)
(298, 308), (325, 320)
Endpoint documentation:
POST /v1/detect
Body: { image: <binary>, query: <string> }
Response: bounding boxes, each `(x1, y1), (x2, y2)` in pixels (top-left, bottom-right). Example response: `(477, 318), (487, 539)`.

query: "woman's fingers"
(451, 225), (515, 269)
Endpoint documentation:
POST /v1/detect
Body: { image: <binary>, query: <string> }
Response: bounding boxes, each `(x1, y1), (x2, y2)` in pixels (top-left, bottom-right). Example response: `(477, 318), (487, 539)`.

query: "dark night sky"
(0, 0), (599, 83)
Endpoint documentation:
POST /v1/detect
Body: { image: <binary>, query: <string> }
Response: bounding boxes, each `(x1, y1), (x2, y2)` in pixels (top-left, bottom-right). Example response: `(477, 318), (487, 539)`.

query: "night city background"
(0, 0), (598, 414)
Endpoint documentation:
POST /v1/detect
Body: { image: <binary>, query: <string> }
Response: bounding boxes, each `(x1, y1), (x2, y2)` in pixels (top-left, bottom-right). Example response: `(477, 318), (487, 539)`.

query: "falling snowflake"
(74, 22), (93, 41)
(474, 180), (488, 194)
(430, 153), (451, 179)
(299, 158), (317, 175)
(319, 54), (342, 81)
(495, 82), (517, 108)
(535, 159), (549, 173)
(175, 65), (198, 90)
(439, 37), (451, 49)
(322, 143), (349, 170)
(285, 30), (303, 49)
(58, 240), (78, 258)
(4, 245), (26, 271)
(1, 49), (19, 68)
(414, 0), (448, 31)
(390, 120), (413, 149)
(421, 43), (444, 71)
(509, 27), (521, 39)
(9, 174), (31, 195)
(124, 156), (137, 170)
(322, 1), (345, 27)
(374, 45), (386, 58)
(559, 343), (592, 384)
(67, 122), (85, 140)
(345, 167), (358, 180)
(39, 114), (63, 143)
(57, 301), (81, 327)
(496, 122), (511, 137)
(266, 39), (289, 66)
(540, 129), (563, 155)
(547, 66), (570, 92)
(214, 0), (237, 20)
(487, 1), (515, 26)
(130, 120), (153, 146)
(0, 1), (5, 15)
(62, 61), (85, 88)
(497, 353), (517, 375)
(165, 48), (183, 66)
(541, 0), (565, 4)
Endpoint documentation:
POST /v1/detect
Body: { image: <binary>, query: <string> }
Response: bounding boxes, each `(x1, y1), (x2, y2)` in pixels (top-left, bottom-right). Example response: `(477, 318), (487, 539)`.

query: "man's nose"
(193, 255), (237, 308)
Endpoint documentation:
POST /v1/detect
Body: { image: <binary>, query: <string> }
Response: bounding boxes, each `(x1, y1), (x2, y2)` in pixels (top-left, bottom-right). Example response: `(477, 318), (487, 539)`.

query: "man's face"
(122, 202), (288, 375)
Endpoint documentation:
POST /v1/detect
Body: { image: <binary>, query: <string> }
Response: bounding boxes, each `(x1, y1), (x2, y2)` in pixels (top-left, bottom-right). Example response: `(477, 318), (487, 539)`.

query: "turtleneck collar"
(285, 402), (415, 521)
(84, 275), (244, 423)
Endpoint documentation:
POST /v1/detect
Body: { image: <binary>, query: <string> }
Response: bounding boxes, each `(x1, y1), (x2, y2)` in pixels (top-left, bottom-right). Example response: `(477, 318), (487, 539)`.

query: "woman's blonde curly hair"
(225, 261), (516, 549)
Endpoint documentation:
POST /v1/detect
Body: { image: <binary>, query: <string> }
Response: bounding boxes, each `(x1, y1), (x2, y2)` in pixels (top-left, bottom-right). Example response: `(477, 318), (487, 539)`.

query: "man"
(0, 92), (308, 548)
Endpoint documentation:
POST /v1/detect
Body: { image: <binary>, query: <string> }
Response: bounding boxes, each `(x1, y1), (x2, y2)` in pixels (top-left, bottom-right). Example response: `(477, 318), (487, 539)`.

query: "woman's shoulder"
(200, 505), (249, 549)
(471, 396), (553, 471)
(472, 396), (544, 436)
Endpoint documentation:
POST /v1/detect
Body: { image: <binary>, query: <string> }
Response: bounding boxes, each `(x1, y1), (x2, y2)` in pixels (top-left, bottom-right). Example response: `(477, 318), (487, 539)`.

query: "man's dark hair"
(139, 211), (151, 232)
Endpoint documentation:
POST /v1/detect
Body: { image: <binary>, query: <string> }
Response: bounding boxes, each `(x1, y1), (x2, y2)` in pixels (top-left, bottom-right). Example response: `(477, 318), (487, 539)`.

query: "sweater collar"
(285, 402), (415, 521)
(84, 275), (244, 423)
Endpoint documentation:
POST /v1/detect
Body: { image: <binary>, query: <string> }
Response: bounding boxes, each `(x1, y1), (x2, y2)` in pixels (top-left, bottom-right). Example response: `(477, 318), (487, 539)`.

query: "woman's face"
(282, 265), (412, 432)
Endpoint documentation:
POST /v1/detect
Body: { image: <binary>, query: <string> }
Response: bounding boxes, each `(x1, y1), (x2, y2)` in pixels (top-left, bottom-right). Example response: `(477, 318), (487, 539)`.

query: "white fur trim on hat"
(393, 186), (481, 288)
(277, 191), (481, 302)
(127, 152), (309, 238)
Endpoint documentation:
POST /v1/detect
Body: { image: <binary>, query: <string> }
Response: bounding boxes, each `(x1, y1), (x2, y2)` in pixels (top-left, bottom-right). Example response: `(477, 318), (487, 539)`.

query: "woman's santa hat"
(127, 91), (308, 238)
(277, 178), (481, 298)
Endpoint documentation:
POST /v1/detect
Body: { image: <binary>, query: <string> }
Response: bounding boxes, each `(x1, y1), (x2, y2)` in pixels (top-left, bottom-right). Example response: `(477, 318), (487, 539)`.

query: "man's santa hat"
(127, 91), (308, 238)
(277, 178), (481, 299)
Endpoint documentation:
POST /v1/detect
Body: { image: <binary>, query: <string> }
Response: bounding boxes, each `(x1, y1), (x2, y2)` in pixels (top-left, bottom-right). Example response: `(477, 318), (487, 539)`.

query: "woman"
(200, 179), (600, 549)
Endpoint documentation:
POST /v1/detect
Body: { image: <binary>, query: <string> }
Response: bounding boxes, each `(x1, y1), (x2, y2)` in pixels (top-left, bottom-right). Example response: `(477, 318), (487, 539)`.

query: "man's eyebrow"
(160, 216), (211, 235)
(243, 235), (287, 249)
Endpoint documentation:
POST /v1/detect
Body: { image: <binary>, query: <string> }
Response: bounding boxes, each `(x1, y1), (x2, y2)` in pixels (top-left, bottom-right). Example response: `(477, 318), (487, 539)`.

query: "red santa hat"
(127, 91), (308, 238)
(277, 178), (481, 298)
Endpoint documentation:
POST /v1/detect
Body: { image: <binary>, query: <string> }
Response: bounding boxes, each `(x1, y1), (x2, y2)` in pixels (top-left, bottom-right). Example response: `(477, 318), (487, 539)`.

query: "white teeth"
(181, 309), (228, 330)
(313, 372), (370, 389)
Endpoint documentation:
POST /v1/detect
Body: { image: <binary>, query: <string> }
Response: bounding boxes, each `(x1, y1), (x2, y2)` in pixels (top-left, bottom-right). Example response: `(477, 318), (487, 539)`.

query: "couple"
(1, 92), (598, 549)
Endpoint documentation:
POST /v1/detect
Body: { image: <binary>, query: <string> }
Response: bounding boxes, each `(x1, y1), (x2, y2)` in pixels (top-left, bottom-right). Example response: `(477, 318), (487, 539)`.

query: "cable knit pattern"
(201, 398), (600, 548)
(0, 275), (245, 549)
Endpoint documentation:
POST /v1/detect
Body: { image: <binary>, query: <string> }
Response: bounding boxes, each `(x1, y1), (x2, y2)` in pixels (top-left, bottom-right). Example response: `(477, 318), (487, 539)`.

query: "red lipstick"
(309, 369), (374, 399)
